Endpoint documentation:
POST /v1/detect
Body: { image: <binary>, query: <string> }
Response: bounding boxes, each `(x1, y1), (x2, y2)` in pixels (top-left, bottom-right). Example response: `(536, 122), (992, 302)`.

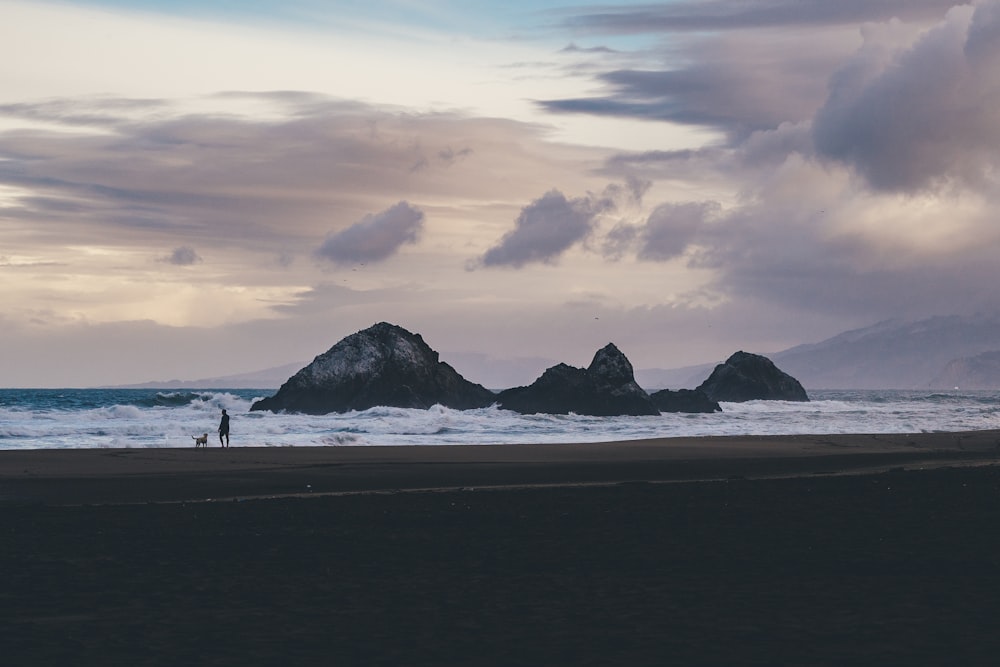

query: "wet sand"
(3, 430), (1000, 505)
(3, 432), (1000, 665)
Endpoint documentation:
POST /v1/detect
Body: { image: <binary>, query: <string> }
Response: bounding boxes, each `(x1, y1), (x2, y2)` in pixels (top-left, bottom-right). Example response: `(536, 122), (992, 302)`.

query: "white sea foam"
(0, 388), (998, 450)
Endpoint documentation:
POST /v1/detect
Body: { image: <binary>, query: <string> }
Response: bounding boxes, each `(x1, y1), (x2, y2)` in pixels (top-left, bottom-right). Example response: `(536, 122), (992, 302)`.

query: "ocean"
(1, 388), (998, 450)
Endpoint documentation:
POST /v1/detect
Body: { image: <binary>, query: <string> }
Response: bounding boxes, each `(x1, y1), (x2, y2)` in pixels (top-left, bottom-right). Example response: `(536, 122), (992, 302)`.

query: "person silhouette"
(218, 409), (230, 448)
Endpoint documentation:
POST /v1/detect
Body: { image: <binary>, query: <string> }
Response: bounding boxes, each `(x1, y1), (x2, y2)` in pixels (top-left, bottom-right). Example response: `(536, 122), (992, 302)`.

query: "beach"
(4, 432), (1000, 665)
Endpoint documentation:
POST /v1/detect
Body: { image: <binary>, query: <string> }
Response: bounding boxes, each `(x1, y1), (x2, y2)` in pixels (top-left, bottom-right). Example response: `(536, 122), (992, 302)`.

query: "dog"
(192, 433), (209, 448)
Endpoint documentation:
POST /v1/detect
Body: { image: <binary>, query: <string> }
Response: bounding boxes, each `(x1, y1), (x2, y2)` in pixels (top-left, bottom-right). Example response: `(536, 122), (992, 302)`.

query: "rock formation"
(649, 388), (721, 413)
(697, 351), (809, 402)
(250, 323), (495, 414)
(497, 343), (660, 416)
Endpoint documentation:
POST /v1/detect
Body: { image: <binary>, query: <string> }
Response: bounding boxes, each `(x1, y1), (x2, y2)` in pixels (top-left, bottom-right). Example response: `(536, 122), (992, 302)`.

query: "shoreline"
(3, 429), (998, 505)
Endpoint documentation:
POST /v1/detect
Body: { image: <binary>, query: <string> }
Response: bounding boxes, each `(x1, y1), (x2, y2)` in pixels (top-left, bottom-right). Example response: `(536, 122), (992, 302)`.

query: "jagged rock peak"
(588, 343), (636, 386)
(496, 343), (659, 416)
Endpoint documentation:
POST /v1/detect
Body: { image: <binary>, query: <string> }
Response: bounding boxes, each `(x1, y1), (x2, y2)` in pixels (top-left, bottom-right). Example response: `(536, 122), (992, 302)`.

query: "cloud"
(600, 222), (639, 261)
(165, 246), (202, 266)
(603, 201), (720, 261)
(541, 2), (963, 141)
(557, 1), (959, 34)
(813, 3), (1000, 191)
(599, 129), (1000, 325)
(0, 96), (167, 128)
(474, 189), (613, 268)
(557, 1), (1000, 191)
(316, 201), (425, 265)
(560, 43), (618, 54)
(541, 27), (857, 141)
(671, 148), (1000, 323)
(541, 57), (829, 139)
(0, 93), (603, 254)
(639, 202), (722, 261)
(0, 90), (618, 345)
(576, 2), (1000, 328)
(437, 146), (473, 166)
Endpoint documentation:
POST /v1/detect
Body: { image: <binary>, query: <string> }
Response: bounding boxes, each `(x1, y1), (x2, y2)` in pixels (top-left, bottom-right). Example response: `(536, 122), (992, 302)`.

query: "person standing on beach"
(218, 409), (230, 448)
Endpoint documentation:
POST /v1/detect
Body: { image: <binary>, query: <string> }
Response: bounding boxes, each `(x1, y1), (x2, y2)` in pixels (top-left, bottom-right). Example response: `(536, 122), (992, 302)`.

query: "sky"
(2, 0), (1000, 387)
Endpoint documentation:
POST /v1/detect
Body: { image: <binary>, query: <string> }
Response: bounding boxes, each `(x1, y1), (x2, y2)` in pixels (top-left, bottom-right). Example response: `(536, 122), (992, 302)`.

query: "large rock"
(497, 343), (660, 416)
(250, 323), (495, 414)
(649, 388), (721, 413)
(697, 351), (809, 402)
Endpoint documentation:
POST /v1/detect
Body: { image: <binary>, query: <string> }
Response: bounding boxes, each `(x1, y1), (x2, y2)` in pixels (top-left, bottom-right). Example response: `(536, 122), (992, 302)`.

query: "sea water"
(1, 388), (999, 450)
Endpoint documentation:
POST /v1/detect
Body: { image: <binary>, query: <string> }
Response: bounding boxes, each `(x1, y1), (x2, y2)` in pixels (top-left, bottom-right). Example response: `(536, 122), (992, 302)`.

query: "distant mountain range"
(117, 314), (1000, 391)
(772, 314), (1000, 389)
(639, 314), (1000, 390)
(113, 361), (307, 390)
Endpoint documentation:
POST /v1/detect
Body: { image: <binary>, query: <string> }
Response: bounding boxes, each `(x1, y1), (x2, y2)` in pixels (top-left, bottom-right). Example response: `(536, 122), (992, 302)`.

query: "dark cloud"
(316, 201), (425, 265)
(813, 4), (1000, 191)
(475, 189), (614, 268)
(165, 246), (202, 266)
(542, 58), (830, 138)
(557, 1), (958, 34)
(734, 122), (815, 167)
(600, 175), (651, 207)
(541, 27), (857, 140)
(600, 223), (638, 261)
(542, 2), (965, 140)
(638, 201), (721, 261)
(560, 43), (619, 54)
(602, 200), (720, 261)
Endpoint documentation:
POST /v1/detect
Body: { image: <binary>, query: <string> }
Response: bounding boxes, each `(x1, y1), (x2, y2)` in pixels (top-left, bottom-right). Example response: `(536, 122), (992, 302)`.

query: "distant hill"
(445, 352), (557, 391)
(930, 350), (1000, 390)
(112, 361), (306, 390)
(771, 314), (1000, 389)
(635, 364), (716, 391)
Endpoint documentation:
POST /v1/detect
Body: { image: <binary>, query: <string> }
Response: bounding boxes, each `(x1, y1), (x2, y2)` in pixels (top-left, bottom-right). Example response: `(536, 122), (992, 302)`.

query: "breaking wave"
(0, 388), (998, 450)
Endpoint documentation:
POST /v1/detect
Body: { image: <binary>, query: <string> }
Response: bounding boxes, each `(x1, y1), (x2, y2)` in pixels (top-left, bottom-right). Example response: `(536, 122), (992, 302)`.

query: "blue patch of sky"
(59, 0), (652, 48)
(63, 1), (543, 30)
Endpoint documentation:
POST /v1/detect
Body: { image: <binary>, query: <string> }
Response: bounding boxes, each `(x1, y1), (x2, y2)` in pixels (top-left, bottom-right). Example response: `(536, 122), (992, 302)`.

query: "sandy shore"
(4, 432), (1000, 665)
(3, 430), (999, 505)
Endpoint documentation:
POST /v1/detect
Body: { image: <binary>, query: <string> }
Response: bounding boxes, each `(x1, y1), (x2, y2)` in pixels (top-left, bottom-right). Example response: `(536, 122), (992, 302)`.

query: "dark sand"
(3, 432), (1000, 665)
